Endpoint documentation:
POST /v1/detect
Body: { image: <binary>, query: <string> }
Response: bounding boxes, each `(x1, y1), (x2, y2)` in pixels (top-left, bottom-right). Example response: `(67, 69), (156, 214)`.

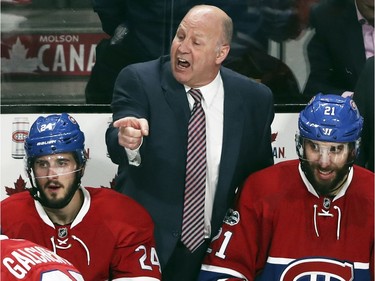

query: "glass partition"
(1, 0), (315, 108)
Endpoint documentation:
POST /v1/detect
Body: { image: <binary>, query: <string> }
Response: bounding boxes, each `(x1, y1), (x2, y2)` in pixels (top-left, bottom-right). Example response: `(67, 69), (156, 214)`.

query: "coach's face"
(33, 153), (79, 208)
(170, 6), (229, 88)
(303, 139), (352, 196)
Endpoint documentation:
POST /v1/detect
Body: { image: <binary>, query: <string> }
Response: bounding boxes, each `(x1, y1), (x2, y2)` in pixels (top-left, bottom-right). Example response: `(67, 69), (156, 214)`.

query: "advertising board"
(1, 113), (299, 200)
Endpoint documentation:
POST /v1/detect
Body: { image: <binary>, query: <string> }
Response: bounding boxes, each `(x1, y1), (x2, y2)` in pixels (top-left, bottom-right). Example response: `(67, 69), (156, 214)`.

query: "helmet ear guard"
(296, 93), (363, 162)
(295, 133), (304, 159)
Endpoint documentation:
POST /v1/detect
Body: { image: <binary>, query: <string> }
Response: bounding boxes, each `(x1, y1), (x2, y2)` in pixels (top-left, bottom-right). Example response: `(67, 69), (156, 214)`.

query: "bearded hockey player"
(198, 93), (374, 281)
(1, 113), (161, 281)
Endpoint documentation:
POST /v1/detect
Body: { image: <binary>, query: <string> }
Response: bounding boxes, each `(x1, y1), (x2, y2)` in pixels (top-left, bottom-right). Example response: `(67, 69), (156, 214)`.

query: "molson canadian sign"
(1, 33), (107, 76)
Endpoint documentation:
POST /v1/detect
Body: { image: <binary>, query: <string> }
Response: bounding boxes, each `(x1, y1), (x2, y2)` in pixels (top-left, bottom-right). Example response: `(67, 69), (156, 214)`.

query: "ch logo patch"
(280, 258), (354, 281)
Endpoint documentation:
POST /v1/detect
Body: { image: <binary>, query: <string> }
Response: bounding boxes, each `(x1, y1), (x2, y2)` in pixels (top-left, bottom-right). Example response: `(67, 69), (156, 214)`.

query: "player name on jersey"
(3, 244), (73, 279)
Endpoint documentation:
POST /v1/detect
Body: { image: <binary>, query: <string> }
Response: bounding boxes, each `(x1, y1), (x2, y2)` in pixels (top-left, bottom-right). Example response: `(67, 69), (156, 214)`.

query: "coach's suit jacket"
(354, 56), (374, 172)
(303, 0), (367, 97)
(106, 55), (274, 269)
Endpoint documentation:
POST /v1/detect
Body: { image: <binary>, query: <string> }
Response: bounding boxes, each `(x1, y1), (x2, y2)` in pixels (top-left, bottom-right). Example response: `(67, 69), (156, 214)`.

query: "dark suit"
(354, 56), (374, 172)
(303, 0), (367, 97)
(106, 55), (274, 280)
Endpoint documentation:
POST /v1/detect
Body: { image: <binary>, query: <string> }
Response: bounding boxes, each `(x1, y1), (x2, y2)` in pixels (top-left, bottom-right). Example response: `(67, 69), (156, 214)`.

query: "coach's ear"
(216, 44), (230, 65)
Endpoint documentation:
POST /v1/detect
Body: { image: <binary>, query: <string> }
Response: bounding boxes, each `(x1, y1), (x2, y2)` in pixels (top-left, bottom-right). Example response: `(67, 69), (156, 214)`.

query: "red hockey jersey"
(199, 160), (374, 281)
(1, 235), (84, 281)
(1, 187), (161, 281)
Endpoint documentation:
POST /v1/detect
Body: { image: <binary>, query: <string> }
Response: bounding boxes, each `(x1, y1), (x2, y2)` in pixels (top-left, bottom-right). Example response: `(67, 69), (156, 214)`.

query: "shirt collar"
(184, 71), (222, 107)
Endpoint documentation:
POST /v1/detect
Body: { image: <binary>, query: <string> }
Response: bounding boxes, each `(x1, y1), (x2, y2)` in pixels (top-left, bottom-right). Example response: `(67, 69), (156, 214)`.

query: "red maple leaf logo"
(271, 132), (278, 143)
(5, 175), (28, 196)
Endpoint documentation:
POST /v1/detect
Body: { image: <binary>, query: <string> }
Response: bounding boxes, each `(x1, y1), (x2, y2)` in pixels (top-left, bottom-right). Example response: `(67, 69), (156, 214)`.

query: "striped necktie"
(181, 88), (207, 252)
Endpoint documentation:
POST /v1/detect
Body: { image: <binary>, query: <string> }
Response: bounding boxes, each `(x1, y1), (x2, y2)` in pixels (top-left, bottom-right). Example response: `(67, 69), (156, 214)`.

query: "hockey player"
(1, 113), (161, 281)
(198, 93), (374, 280)
(1, 235), (84, 280)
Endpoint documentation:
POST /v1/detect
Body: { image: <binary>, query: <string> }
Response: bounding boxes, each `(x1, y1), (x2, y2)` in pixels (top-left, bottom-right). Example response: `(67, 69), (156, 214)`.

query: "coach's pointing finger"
(113, 117), (149, 136)
(113, 117), (149, 150)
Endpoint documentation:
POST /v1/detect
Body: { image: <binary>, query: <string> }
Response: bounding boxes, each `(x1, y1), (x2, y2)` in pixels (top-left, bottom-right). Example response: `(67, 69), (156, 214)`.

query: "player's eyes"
(307, 141), (319, 151)
(34, 159), (70, 169)
(329, 145), (344, 154)
(35, 161), (49, 168)
(57, 159), (69, 166)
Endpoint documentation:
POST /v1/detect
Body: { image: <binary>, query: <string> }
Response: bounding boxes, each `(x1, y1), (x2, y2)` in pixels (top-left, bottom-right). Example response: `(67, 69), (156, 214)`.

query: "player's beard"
(302, 160), (351, 197)
(35, 173), (81, 209)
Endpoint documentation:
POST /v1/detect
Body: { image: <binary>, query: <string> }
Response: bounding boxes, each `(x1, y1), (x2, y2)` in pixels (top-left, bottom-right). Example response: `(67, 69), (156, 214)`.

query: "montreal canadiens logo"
(68, 115), (77, 124)
(350, 99), (358, 110)
(280, 258), (354, 281)
(12, 130), (28, 143)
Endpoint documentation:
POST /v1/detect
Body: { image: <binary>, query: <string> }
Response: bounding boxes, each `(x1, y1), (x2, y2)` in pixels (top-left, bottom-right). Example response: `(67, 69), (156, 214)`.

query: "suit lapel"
(161, 64), (246, 191)
(161, 61), (190, 137)
(217, 69), (245, 192)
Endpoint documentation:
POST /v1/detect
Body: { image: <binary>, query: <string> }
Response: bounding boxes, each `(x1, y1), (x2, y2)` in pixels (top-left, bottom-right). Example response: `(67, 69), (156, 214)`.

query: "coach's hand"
(113, 117), (149, 150)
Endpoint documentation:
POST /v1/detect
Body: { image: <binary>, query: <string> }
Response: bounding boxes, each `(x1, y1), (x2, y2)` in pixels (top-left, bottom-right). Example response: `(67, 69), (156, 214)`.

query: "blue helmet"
(25, 113), (86, 168)
(298, 93), (363, 142)
(296, 93), (363, 159)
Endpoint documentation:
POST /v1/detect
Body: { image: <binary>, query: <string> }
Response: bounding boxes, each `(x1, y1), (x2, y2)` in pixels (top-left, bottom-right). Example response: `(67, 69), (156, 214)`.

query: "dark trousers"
(162, 240), (210, 281)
